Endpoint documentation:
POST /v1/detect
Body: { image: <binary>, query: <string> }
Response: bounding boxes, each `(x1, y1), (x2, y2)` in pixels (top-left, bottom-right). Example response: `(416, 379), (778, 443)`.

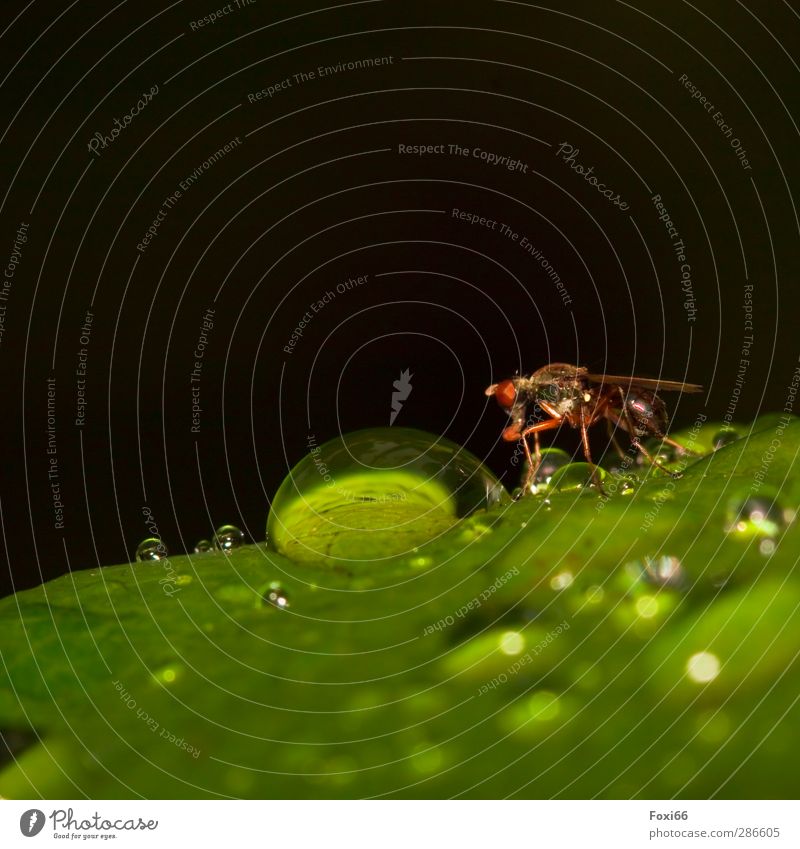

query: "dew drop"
(526, 690), (560, 722)
(725, 492), (790, 541)
(584, 585), (604, 604)
(686, 651), (720, 684)
(547, 462), (605, 493)
(499, 630), (525, 656)
(262, 581), (290, 609)
(712, 427), (740, 450)
(636, 595), (659, 619)
(550, 570), (574, 591)
(637, 553), (687, 590)
(266, 427), (508, 563)
(194, 539), (213, 553)
(152, 665), (182, 685)
(636, 439), (680, 469)
(213, 524), (246, 552)
(409, 554), (433, 569)
(616, 473), (639, 495)
(522, 447), (572, 494)
(135, 537), (168, 561)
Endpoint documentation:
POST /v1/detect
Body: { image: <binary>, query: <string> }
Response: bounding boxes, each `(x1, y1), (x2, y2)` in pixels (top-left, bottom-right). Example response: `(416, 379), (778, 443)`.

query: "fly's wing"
(584, 373), (703, 393)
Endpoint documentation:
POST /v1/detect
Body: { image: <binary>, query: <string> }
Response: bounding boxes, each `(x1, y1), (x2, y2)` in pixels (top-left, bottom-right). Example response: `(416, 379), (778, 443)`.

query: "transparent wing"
(584, 373), (703, 393)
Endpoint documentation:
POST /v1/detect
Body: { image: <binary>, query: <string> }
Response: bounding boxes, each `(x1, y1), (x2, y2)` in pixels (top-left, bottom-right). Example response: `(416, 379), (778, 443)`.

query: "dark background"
(0, 0), (797, 595)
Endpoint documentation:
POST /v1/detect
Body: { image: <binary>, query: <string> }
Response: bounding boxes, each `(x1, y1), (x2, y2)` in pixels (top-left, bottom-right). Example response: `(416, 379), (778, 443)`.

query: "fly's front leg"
(517, 417), (563, 496)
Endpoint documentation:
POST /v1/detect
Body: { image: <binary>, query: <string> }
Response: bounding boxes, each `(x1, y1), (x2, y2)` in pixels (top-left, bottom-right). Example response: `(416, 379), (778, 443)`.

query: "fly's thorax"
(532, 374), (589, 417)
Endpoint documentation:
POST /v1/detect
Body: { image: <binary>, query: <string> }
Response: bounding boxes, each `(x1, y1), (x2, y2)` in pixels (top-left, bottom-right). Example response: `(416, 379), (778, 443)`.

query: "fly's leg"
(580, 406), (607, 494)
(517, 417), (563, 496)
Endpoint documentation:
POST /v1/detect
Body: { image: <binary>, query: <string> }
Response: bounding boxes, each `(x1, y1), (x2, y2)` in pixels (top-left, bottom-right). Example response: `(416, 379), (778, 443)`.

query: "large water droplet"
(725, 492), (790, 541)
(547, 462), (605, 493)
(135, 537), (168, 561)
(214, 524), (245, 552)
(267, 427), (508, 563)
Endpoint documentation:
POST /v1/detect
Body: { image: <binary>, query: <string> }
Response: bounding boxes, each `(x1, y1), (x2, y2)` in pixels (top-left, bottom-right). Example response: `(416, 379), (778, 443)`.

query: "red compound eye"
(494, 379), (516, 409)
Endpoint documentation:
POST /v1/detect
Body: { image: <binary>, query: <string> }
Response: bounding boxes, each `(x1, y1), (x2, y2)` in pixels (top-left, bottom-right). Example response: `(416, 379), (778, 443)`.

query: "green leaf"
(1, 416), (798, 798)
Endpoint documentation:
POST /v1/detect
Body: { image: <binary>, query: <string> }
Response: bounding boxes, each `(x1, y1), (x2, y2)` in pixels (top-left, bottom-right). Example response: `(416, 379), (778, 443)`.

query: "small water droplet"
(152, 665), (181, 685)
(194, 539), (213, 553)
(712, 427), (740, 450)
(611, 473), (639, 496)
(759, 538), (776, 556)
(499, 630), (525, 656)
(636, 439), (680, 469)
(584, 585), (604, 604)
(409, 554), (433, 569)
(725, 492), (790, 540)
(686, 651), (720, 683)
(637, 554), (687, 590)
(547, 462), (605, 493)
(695, 709), (731, 743)
(174, 574), (193, 587)
(550, 571), (574, 590)
(214, 524), (245, 552)
(636, 595), (659, 619)
(523, 448), (572, 494)
(135, 537), (167, 561)
(262, 582), (290, 609)
(526, 690), (560, 721)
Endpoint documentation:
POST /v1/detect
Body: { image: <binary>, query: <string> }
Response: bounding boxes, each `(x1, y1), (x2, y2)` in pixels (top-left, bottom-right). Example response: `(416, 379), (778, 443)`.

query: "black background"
(0, 0), (797, 596)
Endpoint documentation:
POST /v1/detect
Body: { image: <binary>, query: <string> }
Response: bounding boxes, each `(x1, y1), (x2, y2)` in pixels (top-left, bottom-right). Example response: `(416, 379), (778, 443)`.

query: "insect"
(485, 363), (703, 494)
